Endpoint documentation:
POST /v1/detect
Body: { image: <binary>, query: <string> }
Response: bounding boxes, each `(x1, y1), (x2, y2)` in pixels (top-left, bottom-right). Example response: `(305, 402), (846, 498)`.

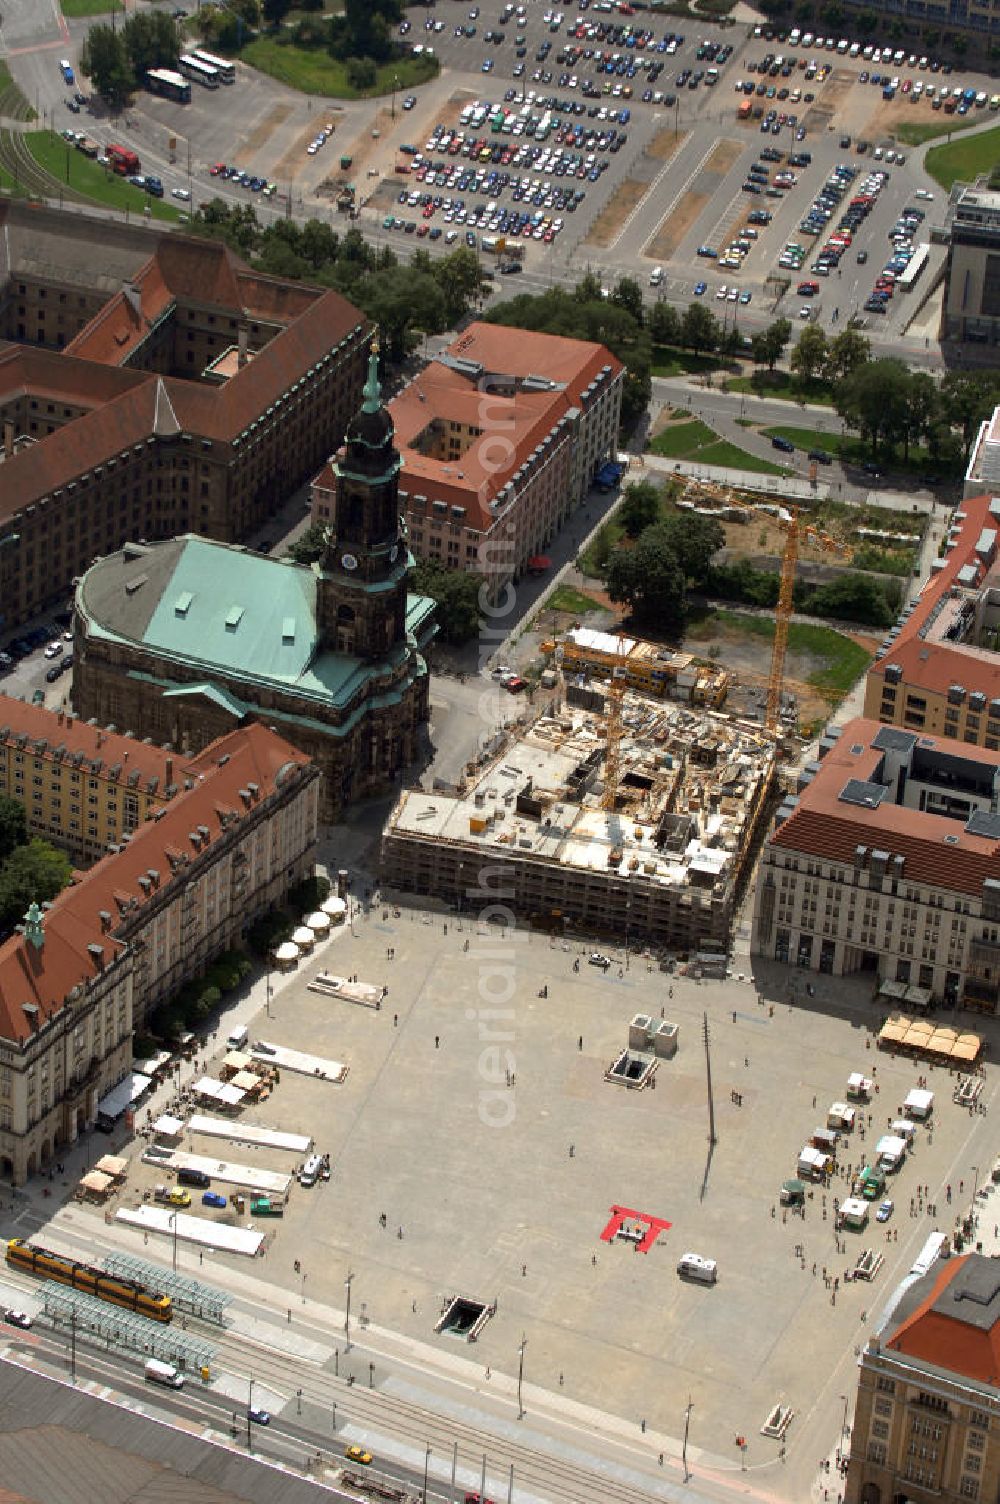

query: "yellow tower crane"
(602, 634), (630, 811)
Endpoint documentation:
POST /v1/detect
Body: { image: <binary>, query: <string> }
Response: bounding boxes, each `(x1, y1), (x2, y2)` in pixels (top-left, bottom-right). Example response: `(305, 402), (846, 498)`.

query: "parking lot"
(107, 900), (1000, 1498)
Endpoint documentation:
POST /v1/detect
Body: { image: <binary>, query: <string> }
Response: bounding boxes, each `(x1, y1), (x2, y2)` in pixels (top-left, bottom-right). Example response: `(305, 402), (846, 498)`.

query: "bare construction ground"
(584, 179), (646, 247)
(646, 124), (688, 161)
(802, 68), (856, 133)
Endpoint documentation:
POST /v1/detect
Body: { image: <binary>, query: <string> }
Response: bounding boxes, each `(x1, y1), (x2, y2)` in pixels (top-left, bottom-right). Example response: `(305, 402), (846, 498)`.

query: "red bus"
(107, 144), (140, 175)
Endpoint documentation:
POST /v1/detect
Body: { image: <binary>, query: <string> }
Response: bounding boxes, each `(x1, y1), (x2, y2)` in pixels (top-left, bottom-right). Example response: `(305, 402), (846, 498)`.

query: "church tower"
(316, 339), (410, 658)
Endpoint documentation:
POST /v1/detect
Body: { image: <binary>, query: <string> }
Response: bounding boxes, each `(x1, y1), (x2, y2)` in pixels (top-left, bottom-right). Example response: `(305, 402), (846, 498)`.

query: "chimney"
(165, 756), (173, 786)
(123, 282), (142, 321)
(238, 325), (248, 369)
(3, 420), (13, 459)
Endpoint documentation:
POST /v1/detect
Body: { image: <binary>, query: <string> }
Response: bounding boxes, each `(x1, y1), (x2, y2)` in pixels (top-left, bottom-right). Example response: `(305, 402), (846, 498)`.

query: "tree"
(808, 573), (894, 628)
(605, 526), (687, 632)
(0, 796), (26, 864)
(942, 370), (1000, 459)
(358, 265), (446, 362)
(790, 323), (828, 383)
(410, 560), (481, 644)
(0, 839), (72, 929)
(285, 521), (328, 564)
(80, 24), (133, 108)
(432, 245), (485, 325)
(618, 480), (662, 538)
(656, 511), (725, 586)
(648, 300), (680, 348)
(263, 0), (293, 23)
(824, 326), (870, 383)
(680, 301), (719, 355)
(757, 317), (792, 372)
(346, 56), (377, 91)
(836, 358), (911, 457)
(902, 371), (940, 462)
(121, 12), (179, 77)
(610, 276), (644, 327)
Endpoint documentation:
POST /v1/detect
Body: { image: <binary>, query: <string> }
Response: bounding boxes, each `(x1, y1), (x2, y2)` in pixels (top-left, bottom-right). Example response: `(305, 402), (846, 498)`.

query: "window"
(960, 1478), (979, 1500)
(871, 1420), (889, 1440)
(867, 1442), (886, 1465)
(969, 1411), (990, 1431)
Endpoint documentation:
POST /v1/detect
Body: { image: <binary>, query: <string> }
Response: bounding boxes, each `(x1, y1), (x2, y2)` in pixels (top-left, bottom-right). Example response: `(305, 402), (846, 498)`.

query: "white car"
(171, 187), (191, 201)
(44, 642), (62, 659)
(915, 188), (934, 200)
(4, 1310), (31, 1328)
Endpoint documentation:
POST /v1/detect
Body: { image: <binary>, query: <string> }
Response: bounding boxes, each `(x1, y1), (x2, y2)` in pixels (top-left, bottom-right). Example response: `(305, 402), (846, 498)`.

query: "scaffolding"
(102, 1253), (233, 1325)
(40, 1286), (216, 1370)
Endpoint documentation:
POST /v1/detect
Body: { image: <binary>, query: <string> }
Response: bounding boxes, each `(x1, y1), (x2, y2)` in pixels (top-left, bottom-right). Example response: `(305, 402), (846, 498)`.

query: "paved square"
(173, 901), (997, 1496)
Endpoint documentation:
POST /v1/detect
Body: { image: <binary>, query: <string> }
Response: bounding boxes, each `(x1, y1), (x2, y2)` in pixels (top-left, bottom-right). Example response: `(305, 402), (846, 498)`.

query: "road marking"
(605, 126), (692, 254)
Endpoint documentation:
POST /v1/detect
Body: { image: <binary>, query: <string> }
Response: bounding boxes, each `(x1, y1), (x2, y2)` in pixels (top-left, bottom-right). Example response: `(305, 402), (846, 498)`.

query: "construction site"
(380, 691), (776, 953)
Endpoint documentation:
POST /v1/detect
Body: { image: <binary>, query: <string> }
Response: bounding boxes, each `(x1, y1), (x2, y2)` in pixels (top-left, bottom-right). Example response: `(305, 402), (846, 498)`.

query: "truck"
(153, 1185), (190, 1207)
(75, 136), (99, 158)
(145, 1358), (185, 1388)
(107, 143), (140, 176)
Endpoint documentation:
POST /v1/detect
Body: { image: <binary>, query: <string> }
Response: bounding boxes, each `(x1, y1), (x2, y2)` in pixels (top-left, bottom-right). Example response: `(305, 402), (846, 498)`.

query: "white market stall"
(291, 926), (315, 952)
(250, 1041), (348, 1084)
(840, 1197), (870, 1230)
(305, 911), (331, 934)
(187, 1114), (312, 1154)
(321, 895), (347, 922)
(904, 1087), (934, 1120)
(141, 1146), (291, 1196)
(190, 1075), (246, 1108)
(273, 941), (299, 971)
(116, 1204), (265, 1257)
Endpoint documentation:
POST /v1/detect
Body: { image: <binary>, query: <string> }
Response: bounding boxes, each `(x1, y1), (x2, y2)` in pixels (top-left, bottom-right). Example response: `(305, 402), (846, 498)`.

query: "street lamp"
(517, 1334), (527, 1420)
(345, 1269), (354, 1350)
(247, 1375), (254, 1452)
(265, 967), (272, 1017)
(422, 1444), (431, 1502)
(391, 75), (401, 120)
(972, 1165), (980, 1226)
(171, 1209), (178, 1272)
(840, 1392), (850, 1440)
(683, 1397), (693, 1482)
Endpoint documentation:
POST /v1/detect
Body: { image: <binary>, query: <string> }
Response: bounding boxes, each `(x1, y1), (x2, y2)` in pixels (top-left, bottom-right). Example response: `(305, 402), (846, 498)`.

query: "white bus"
(191, 49), (236, 85)
(898, 243), (930, 292)
(178, 53), (220, 89)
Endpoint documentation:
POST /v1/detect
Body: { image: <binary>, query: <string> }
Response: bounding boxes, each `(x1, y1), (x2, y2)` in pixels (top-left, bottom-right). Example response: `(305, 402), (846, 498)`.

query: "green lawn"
(926, 124), (1000, 191)
(688, 609), (872, 697)
(650, 346), (724, 379)
(60, 0), (122, 15)
(25, 131), (182, 221)
(648, 418), (786, 474)
(894, 115), (982, 148)
(722, 370), (836, 406)
(547, 584), (607, 616)
(761, 423), (958, 480)
(239, 35), (439, 97)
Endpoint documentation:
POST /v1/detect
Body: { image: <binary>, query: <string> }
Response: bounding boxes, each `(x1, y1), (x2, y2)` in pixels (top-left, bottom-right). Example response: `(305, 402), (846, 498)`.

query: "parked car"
(771, 435), (795, 452)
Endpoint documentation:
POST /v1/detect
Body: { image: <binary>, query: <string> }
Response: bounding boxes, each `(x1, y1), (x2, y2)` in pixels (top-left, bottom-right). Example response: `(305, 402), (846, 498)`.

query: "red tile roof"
(0, 236), (365, 524)
(0, 697), (180, 794)
(887, 1255), (1000, 1385)
(389, 322), (623, 531)
(869, 493), (1000, 698)
(0, 723), (312, 1045)
(768, 716), (1000, 894)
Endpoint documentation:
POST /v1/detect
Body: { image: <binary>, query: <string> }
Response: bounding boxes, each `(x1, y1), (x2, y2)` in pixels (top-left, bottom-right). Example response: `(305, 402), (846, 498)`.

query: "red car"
(505, 676), (528, 693)
(465, 1495), (496, 1504)
(210, 162), (226, 175)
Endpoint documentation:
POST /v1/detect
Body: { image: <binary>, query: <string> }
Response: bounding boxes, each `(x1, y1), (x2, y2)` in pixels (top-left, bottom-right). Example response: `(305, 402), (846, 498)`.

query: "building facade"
(311, 323), (623, 602)
(846, 1254), (1000, 1504)
(0, 199), (369, 632)
(0, 697), (197, 865)
(751, 717), (1000, 1009)
(864, 493), (1000, 750)
(944, 188), (1000, 345)
(72, 349), (436, 823)
(0, 721), (318, 1183)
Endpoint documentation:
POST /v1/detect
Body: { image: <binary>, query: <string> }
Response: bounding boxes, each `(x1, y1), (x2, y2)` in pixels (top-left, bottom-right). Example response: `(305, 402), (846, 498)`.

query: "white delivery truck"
(145, 1358), (185, 1388)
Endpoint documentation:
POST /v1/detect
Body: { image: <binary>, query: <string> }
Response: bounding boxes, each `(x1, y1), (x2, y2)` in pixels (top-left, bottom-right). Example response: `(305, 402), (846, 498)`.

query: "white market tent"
(187, 1113), (312, 1154)
(116, 1204), (264, 1257)
(151, 1114), (184, 1140)
(305, 911), (330, 933)
(97, 1072), (152, 1122)
(321, 895), (347, 919)
(274, 941), (299, 964)
(191, 1075), (246, 1107)
(292, 926), (315, 950)
(904, 1087), (934, 1119)
(840, 1197), (870, 1227)
(93, 1154), (128, 1179)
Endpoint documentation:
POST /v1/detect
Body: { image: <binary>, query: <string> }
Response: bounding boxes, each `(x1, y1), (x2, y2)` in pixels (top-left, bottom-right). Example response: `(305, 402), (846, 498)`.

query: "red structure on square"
(600, 1204), (672, 1254)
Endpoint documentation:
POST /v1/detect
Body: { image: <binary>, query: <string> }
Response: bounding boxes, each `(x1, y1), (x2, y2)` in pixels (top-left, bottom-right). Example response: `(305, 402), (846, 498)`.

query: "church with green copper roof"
(72, 344), (436, 822)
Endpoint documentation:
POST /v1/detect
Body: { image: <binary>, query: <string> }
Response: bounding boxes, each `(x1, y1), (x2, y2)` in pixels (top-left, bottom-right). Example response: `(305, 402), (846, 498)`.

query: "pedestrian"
(745, 1056), (749, 1068)
(434, 1035), (440, 1049)
(641, 1419), (646, 1434)
(578, 1035), (583, 1051)
(732, 1010), (737, 1023)
(813, 1095), (817, 1109)
(569, 1144), (575, 1157)
(559, 1372), (564, 1387)
(486, 1366), (491, 1379)
(522, 1263), (527, 1277)
(412, 1299), (417, 1313)
(393, 1013), (398, 1028)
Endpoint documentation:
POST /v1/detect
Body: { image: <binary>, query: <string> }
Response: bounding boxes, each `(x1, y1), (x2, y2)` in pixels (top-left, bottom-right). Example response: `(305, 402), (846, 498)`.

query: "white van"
(145, 1358), (185, 1388)
(300, 1154), (323, 1187)
(649, 265), (663, 287)
(226, 1024), (248, 1051)
(677, 1253), (718, 1284)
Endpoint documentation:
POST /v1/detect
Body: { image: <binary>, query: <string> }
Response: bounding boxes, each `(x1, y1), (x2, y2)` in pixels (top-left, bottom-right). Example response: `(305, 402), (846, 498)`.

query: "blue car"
(202, 1191), (227, 1208)
(694, 280), (707, 295)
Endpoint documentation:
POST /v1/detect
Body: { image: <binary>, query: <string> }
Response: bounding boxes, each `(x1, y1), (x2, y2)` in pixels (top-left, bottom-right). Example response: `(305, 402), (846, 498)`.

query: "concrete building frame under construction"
(381, 696), (776, 950)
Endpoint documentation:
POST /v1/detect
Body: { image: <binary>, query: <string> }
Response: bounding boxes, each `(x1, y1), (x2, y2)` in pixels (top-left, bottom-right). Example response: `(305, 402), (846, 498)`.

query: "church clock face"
(341, 553), (358, 571)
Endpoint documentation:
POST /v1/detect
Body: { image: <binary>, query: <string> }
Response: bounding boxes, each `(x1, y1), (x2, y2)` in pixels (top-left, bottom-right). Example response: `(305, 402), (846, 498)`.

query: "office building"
(944, 187), (1000, 345)
(0, 721), (318, 1184)
(846, 1253), (1000, 1504)
(0, 198), (369, 631)
(751, 716), (1000, 1009)
(311, 322), (623, 602)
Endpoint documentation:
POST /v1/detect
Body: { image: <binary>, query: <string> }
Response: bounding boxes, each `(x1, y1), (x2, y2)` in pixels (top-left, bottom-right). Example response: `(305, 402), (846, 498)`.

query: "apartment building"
(0, 722), (318, 1184)
(311, 323), (623, 602)
(0, 198), (369, 631)
(0, 697), (192, 864)
(864, 493), (1000, 749)
(752, 716), (1000, 1009)
(840, 0), (1000, 38)
(846, 1253), (1000, 1504)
